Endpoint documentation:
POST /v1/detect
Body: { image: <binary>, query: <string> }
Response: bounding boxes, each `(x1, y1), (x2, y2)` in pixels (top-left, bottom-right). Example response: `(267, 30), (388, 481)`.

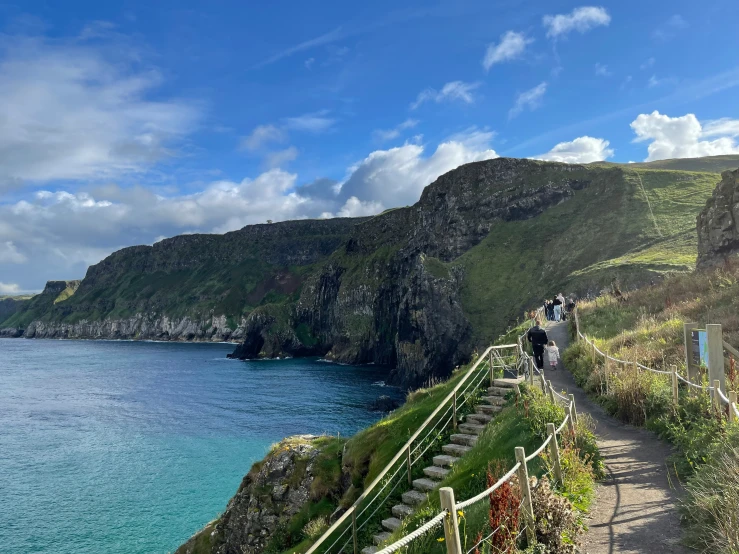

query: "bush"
(609, 369), (671, 426)
(302, 516), (329, 540)
(523, 475), (583, 553)
(523, 387), (566, 439)
(681, 426), (739, 553)
(572, 413), (605, 480)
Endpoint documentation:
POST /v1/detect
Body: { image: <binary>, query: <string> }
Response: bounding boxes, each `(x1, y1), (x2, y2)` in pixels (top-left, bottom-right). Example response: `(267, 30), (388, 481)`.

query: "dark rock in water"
(368, 395), (400, 412)
(697, 168), (739, 267)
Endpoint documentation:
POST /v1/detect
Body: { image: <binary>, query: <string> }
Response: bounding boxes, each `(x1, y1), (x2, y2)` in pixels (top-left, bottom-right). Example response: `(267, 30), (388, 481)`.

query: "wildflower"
(437, 537), (445, 542)
(457, 510), (465, 519)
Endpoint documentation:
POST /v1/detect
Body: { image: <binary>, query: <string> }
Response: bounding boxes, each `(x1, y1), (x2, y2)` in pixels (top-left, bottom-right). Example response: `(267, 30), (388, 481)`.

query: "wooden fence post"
(352, 510), (358, 554)
(713, 380), (722, 413)
(547, 380), (556, 404)
(540, 371), (547, 394)
(729, 391), (737, 423)
(439, 487), (463, 554)
(591, 340), (596, 363)
(546, 423), (563, 484)
(567, 402), (577, 437)
(684, 322), (700, 384)
(707, 324), (726, 395)
(406, 446), (413, 486)
(528, 357), (535, 386)
(604, 354), (610, 395)
(671, 366), (679, 408)
(515, 447), (536, 546)
(569, 394), (578, 426)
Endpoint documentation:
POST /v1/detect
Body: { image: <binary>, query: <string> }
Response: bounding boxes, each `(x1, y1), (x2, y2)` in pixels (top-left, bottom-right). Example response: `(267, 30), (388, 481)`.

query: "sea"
(0, 338), (403, 554)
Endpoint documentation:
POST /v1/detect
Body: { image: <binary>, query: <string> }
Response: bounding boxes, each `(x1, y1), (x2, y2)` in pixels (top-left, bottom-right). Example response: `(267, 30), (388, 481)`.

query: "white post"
(707, 324), (726, 395)
(546, 423), (563, 484)
(714, 379), (723, 414)
(569, 393), (578, 426)
(547, 380), (556, 404)
(672, 366), (679, 408)
(729, 391), (737, 423)
(439, 487), (463, 554)
(528, 357), (535, 386)
(515, 447), (536, 546)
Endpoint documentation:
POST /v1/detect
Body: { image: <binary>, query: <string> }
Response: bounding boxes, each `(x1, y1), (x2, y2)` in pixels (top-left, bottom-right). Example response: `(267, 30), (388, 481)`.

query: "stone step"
(361, 547), (378, 554)
(413, 477), (439, 492)
(458, 422), (486, 436)
(423, 465), (450, 480)
(442, 443), (471, 457)
(466, 413), (492, 425)
(487, 386), (510, 396)
(480, 395), (506, 406)
(382, 517), (402, 532)
(494, 378), (523, 388)
(392, 503), (414, 519)
(450, 433), (478, 447)
(402, 489), (427, 506)
(373, 532), (392, 546)
(477, 404), (503, 415)
(432, 454), (459, 467)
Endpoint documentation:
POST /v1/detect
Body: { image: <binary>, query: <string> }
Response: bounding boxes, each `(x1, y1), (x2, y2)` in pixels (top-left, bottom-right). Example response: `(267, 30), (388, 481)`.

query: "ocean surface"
(0, 338), (403, 554)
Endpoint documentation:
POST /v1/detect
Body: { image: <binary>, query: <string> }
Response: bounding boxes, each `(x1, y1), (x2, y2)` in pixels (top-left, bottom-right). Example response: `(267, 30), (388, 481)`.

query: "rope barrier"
(374, 510), (448, 554)
(525, 434), (553, 462)
(455, 462), (521, 510)
(555, 413), (570, 435)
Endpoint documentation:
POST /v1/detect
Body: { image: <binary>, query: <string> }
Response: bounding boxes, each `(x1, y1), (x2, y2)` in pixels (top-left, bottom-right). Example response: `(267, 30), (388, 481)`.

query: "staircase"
(360, 378), (522, 553)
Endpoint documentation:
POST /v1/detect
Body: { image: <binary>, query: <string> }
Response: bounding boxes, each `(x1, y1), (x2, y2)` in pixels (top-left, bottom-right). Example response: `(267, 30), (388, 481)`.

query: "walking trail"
(544, 320), (689, 554)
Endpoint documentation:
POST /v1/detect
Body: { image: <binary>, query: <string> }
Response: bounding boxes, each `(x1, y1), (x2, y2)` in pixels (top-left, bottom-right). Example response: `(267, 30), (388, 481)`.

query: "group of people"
(526, 294), (577, 371)
(544, 294), (575, 323)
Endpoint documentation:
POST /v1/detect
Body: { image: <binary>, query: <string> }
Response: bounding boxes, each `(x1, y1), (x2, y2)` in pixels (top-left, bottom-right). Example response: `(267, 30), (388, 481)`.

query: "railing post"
(546, 423), (563, 485)
(540, 371), (547, 394)
(352, 509), (358, 554)
(515, 447), (536, 546)
(684, 322), (700, 384)
(528, 357), (535, 386)
(604, 354), (610, 395)
(713, 380), (722, 413)
(672, 366), (679, 408)
(439, 487), (463, 554)
(568, 393), (578, 426)
(489, 351), (494, 387)
(707, 324), (726, 395)
(406, 446), (413, 486)
(567, 402), (577, 437)
(729, 391), (737, 423)
(547, 380), (555, 404)
(591, 341), (596, 363)
(453, 390), (458, 431)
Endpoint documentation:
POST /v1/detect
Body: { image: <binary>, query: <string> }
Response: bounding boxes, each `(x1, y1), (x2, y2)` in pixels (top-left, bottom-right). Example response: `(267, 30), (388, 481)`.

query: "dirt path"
(543, 321), (688, 554)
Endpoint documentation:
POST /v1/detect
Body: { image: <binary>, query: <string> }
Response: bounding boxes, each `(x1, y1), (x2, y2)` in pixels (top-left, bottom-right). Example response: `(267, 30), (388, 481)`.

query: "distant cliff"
(697, 168), (739, 268)
(1, 157), (725, 387)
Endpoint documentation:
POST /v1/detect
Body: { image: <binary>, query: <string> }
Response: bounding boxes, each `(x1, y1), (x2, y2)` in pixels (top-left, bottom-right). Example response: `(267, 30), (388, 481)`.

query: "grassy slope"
(597, 154), (739, 173)
(453, 167), (720, 346)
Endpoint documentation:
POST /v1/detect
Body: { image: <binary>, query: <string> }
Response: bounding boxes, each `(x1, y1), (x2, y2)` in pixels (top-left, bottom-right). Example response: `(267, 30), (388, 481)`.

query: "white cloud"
(647, 74), (676, 88)
(411, 81), (480, 110)
(594, 63), (611, 77)
(0, 35), (200, 188)
(630, 111), (739, 161)
(653, 15), (688, 41)
(640, 57), (656, 70)
(533, 136), (614, 163)
(482, 31), (533, 70)
(0, 282), (21, 295)
(264, 146), (299, 168)
(0, 241), (27, 264)
(543, 6), (611, 38)
(373, 119), (419, 142)
(240, 124), (286, 151)
(509, 82), (547, 119)
(304, 57), (315, 69)
(337, 197), (385, 217)
(338, 129), (497, 209)
(283, 110), (335, 132)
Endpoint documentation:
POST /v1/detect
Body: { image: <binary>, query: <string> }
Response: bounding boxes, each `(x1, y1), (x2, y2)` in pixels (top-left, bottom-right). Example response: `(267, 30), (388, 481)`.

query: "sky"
(1, 0), (739, 293)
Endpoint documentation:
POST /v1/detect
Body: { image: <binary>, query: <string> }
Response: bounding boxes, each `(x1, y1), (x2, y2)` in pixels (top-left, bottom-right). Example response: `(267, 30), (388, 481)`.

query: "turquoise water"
(0, 339), (402, 554)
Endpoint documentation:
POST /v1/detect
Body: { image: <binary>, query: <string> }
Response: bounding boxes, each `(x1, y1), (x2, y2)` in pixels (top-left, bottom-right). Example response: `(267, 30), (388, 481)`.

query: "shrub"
(523, 475), (583, 553)
(486, 461), (520, 553)
(302, 516), (329, 540)
(681, 428), (739, 553)
(572, 413), (605, 480)
(523, 387), (566, 439)
(609, 369), (671, 426)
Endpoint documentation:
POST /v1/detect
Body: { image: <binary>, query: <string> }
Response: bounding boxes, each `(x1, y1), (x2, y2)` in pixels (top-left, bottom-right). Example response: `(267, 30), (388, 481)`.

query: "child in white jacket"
(546, 340), (560, 370)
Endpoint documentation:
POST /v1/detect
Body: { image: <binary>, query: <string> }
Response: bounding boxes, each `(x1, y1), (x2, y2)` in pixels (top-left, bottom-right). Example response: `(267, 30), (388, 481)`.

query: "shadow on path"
(543, 321), (688, 554)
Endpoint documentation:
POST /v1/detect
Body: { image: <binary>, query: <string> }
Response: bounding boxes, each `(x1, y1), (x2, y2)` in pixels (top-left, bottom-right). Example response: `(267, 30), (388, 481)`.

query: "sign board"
(692, 329), (708, 368)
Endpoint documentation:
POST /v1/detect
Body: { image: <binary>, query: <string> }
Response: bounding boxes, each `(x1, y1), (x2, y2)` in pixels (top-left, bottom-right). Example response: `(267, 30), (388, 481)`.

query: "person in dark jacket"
(527, 319), (549, 370)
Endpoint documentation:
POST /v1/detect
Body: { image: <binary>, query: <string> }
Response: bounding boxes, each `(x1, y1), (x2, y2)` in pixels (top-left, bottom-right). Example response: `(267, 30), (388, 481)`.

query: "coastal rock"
(697, 168), (739, 267)
(368, 395), (401, 412)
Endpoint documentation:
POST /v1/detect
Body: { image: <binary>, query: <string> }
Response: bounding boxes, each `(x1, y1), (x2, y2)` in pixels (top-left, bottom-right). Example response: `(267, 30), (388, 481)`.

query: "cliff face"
(231, 158), (591, 387)
(697, 168), (739, 267)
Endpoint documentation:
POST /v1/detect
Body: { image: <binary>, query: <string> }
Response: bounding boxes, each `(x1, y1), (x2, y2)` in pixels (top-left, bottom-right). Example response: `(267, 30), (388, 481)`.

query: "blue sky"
(1, 0), (739, 292)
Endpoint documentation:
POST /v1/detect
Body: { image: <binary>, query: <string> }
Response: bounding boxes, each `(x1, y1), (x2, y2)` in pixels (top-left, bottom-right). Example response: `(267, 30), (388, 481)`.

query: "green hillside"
(594, 154), (739, 173)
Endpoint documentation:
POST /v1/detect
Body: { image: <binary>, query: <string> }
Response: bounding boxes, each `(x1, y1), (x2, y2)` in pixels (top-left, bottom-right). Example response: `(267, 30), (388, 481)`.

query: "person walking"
(552, 295), (562, 322)
(545, 340), (560, 371)
(527, 319), (549, 370)
(557, 293), (566, 320)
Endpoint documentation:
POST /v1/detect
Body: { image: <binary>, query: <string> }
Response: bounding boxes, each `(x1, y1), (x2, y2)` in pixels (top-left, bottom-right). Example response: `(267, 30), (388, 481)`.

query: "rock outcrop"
(698, 168), (739, 267)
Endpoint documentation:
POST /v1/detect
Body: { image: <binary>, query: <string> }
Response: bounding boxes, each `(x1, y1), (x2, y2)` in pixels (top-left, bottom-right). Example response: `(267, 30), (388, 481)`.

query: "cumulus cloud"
(630, 111), (739, 161)
(0, 35), (200, 188)
(0, 241), (27, 264)
(240, 124), (286, 151)
(337, 197), (385, 217)
(283, 110), (335, 132)
(543, 6), (611, 38)
(653, 15), (688, 41)
(373, 119), (419, 142)
(0, 282), (21, 295)
(482, 31), (533, 70)
(509, 82), (547, 119)
(411, 81), (480, 110)
(264, 146), (299, 168)
(534, 136), (614, 163)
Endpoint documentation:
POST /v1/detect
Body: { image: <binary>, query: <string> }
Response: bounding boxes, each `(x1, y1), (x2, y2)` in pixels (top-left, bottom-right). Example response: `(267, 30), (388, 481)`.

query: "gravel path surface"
(542, 321), (689, 554)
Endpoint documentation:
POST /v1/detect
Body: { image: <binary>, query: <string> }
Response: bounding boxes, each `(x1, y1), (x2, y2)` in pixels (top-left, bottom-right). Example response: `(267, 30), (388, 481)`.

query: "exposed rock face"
(697, 168), (739, 267)
(176, 436), (328, 554)
(231, 158), (590, 387)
